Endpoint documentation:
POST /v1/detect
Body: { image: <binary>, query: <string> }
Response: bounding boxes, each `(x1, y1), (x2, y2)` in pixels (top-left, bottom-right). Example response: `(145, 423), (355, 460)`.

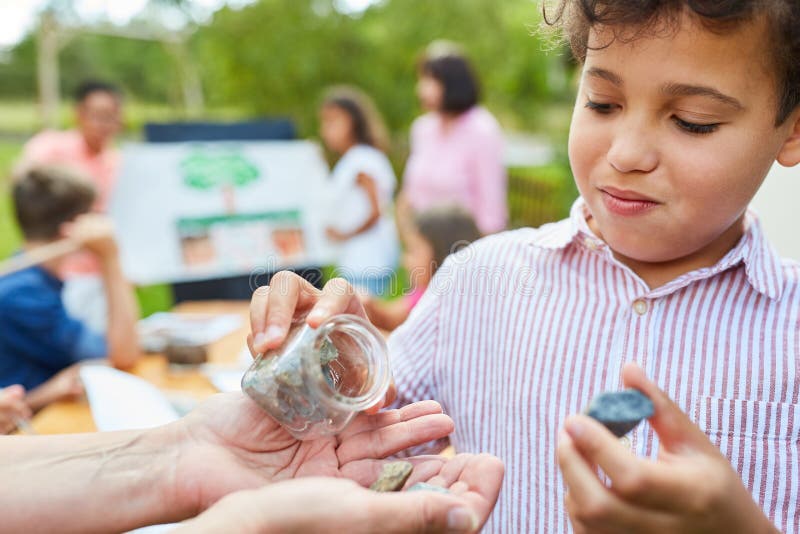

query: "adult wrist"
(142, 422), (196, 525)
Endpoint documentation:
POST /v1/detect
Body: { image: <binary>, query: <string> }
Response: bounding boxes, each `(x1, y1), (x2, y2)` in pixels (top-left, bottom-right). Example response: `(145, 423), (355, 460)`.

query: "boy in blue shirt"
(0, 166), (139, 410)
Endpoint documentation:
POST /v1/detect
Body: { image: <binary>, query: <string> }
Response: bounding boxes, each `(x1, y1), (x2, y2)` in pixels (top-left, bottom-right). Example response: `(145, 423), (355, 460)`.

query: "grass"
(0, 140), (23, 260)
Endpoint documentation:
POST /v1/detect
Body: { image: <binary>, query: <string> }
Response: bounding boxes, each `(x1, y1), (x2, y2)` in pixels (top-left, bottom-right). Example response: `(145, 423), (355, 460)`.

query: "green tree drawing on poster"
(181, 149), (261, 213)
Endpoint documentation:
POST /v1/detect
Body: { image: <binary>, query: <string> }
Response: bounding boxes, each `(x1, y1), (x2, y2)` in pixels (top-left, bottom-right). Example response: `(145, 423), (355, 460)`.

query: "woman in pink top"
(401, 44), (507, 235)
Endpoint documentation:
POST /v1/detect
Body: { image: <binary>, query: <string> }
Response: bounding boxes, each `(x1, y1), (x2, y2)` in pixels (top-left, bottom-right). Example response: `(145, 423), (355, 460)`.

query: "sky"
(0, 0), (377, 47)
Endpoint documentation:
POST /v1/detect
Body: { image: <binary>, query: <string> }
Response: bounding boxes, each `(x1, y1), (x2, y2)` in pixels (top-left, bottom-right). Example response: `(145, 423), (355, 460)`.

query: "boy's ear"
(777, 110), (800, 167)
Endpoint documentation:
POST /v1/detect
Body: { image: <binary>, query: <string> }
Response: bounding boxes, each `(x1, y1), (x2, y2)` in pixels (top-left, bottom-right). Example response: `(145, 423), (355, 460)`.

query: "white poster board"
(110, 140), (335, 285)
(751, 162), (799, 262)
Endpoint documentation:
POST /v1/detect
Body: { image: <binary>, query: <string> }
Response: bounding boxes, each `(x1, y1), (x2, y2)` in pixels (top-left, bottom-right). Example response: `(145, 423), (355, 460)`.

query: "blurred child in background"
(0, 166), (140, 411)
(18, 80), (125, 333)
(320, 86), (400, 296)
(363, 205), (481, 331)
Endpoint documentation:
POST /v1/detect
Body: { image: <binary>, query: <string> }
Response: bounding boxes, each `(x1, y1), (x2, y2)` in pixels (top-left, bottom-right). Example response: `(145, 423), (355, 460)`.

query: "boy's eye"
(585, 99), (615, 114)
(672, 117), (720, 135)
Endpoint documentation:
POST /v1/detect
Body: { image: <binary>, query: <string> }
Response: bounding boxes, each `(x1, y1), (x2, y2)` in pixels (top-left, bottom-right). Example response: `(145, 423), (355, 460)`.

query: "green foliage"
(0, 33), (181, 105)
(0, 141), (23, 260)
(181, 149), (261, 190)
(135, 284), (174, 317)
(508, 162), (579, 229)
(193, 0), (572, 139)
(0, 0), (574, 140)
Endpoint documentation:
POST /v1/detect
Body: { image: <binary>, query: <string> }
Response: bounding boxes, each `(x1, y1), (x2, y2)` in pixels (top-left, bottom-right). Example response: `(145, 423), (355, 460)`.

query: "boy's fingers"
(557, 429), (613, 508)
(558, 430), (650, 530)
(564, 493), (675, 534)
(563, 415), (686, 510)
(307, 278), (367, 327)
(252, 272), (320, 352)
(249, 286), (270, 345)
(562, 415), (645, 493)
(2, 385), (25, 400)
(621, 363), (714, 454)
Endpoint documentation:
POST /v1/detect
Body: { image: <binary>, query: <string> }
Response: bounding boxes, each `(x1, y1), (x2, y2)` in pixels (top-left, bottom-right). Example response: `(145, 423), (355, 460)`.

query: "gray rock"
(586, 389), (654, 437)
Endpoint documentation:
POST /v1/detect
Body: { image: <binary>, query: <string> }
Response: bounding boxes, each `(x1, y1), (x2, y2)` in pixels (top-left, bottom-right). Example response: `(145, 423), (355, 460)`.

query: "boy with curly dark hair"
(248, 1), (800, 531)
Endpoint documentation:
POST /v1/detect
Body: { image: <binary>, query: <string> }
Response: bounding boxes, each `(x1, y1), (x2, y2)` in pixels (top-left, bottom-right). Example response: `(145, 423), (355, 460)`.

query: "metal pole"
(36, 10), (61, 129)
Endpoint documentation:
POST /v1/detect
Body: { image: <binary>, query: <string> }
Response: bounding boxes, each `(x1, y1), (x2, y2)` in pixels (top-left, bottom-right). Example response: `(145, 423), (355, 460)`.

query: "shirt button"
(632, 299), (648, 315)
(619, 436), (632, 450)
(583, 237), (601, 251)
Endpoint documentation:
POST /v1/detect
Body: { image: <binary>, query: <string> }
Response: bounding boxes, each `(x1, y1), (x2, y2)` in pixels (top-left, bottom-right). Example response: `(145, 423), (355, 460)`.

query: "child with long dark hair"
(320, 86), (400, 296)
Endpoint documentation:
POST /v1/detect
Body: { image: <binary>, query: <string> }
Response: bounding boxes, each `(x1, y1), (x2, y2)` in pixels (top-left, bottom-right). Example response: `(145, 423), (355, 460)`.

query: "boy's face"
(568, 13), (800, 264)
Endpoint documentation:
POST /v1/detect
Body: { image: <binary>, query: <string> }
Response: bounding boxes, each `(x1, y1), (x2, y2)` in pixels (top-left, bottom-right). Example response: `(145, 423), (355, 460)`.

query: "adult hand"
(168, 392), (453, 516)
(557, 363), (778, 534)
(176, 453), (504, 534)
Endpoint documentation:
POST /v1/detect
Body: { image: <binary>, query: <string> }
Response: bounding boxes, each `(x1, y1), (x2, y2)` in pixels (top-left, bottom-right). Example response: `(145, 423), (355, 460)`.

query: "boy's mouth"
(599, 187), (660, 216)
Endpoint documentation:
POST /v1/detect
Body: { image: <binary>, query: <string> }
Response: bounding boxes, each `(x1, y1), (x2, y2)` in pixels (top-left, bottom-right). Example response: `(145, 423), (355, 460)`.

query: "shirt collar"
(531, 197), (785, 300)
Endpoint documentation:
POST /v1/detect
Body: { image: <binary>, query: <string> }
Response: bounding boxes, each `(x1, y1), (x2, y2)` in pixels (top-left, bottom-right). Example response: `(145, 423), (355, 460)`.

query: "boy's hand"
(557, 363), (779, 534)
(0, 385), (32, 434)
(61, 214), (118, 259)
(248, 272), (394, 411)
(25, 364), (85, 412)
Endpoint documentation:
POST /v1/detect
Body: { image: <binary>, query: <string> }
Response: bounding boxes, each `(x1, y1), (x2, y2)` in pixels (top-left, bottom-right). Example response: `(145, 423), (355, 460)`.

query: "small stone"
(274, 358), (303, 388)
(586, 389), (654, 437)
(407, 482), (450, 494)
(319, 336), (339, 365)
(370, 461), (414, 492)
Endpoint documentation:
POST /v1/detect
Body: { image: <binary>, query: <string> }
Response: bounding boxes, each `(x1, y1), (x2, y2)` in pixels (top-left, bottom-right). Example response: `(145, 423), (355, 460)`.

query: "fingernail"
(447, 507), (478, 533)
(253, 332), (268, 348)
(565, 418), (584, 439)
(264, 325), (284, 343)
(307, 306), (328, 322)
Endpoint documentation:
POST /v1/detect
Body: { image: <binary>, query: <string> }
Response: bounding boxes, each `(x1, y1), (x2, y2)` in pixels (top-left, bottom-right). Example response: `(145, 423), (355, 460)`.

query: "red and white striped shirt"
(389, 198), (800, 533)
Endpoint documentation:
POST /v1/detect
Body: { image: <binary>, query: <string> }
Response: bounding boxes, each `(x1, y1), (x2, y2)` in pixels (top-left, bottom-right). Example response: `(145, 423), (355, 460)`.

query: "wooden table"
(31, 301), (251, 435)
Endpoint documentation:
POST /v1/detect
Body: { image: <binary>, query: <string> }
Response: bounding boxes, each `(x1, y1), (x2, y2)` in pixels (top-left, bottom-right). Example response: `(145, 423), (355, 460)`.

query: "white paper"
(203, 344), (253, 393)
(138, 312), (243, 352)
(80, 366), (180, 431)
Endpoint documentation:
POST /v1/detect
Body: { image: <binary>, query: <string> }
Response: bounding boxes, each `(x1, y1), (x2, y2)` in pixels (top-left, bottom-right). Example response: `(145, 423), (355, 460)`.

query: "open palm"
(179, 453), (505, 533)
(171, 392), (455, 513)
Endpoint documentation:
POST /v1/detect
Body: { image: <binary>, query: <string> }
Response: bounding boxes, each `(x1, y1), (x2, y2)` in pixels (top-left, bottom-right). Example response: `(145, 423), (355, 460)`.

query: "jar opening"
(304, 314), (390, 411)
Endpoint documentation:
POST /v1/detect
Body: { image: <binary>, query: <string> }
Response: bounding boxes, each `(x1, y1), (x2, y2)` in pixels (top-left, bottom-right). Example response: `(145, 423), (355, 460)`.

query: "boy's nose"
(606, 122), (659, 174)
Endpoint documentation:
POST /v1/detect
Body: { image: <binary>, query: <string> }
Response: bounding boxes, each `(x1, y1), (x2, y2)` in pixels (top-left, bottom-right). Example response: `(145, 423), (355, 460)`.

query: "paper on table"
(138, 312), (243, 352)
(80, 366), (180, 431)
(203, 344), (253, 393)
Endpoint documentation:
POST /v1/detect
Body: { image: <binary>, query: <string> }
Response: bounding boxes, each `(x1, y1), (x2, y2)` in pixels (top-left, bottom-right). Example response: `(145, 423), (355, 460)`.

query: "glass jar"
(241, 314), (391, 440)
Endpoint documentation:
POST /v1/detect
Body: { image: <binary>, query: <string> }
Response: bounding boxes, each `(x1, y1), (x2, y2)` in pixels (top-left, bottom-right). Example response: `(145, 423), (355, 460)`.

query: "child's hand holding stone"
(557, 363), (779, 534)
